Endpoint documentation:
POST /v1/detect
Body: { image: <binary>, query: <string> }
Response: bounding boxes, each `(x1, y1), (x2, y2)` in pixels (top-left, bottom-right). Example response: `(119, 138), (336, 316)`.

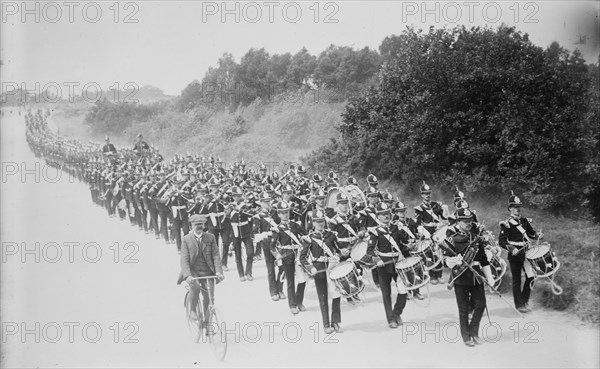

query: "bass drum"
(325, 187), (341, 209)
(326, 185), (367, 211)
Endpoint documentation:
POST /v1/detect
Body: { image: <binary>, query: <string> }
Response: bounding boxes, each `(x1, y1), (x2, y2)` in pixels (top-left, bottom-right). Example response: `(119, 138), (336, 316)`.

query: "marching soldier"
(169, 179), (192, 252)
(300, 209), (343, 334)
(393, 201), (425, 300)
(253, 191), (284, 300)
(441, 208), (494, 346)
(203, 185), (232, 272)
(270, 201), (308, 315)
(360, 186), (382, 288)
(327, 192), (364, 305)
(498, 193), (543, 313)
(414, 181), (448, 284)
(132, 173), (147, 232)
(155, 171), (174, 244)
(230, 186), (255, 281)
(367, 202), (411, 328)
(146, 173), (161, 239)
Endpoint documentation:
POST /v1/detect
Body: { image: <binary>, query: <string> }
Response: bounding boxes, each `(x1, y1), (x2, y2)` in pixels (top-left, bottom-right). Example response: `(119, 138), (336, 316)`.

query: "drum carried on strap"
(526, 242), (560, 278)
(350, 239), (375, 269)
(395, 257), (430, 291)
(328, 261), (365, 298)
(409, 239), (442, 270)
(525, 241), (563, 295)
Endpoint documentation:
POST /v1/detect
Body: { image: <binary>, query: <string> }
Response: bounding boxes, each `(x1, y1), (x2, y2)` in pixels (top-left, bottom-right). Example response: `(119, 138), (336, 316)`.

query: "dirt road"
(1, 110), (598, 367)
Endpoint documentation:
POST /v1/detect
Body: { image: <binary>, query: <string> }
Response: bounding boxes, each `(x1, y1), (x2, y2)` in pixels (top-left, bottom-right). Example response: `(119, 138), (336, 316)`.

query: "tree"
(313, 45), (381, 98)
(308, 25), (594, 213)
(286, 47), (318, 86)
(176, 80), (203, 112)
(237, 48), (270, 104)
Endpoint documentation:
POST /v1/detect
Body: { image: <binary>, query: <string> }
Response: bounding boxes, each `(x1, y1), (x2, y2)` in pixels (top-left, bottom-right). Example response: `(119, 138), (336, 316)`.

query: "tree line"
(304, 26), (599, 220)
(177, 45), (381, 111)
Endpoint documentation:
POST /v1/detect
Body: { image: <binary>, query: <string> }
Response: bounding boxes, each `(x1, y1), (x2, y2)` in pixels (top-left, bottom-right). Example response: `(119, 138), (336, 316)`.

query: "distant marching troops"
(23, 108), (550, 345)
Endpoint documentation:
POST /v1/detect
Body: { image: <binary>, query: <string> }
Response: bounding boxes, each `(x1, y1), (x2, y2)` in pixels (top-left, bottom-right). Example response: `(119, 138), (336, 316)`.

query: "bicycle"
(184, 276), (228, 361)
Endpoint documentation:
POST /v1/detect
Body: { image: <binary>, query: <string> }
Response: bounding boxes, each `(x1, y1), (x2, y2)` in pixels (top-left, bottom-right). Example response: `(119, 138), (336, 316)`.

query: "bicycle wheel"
(184, 290), (203, 343)
(207, 306), (227, 361)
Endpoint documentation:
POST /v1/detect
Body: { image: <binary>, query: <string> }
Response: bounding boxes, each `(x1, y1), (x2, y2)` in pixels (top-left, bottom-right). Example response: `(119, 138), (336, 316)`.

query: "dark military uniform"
(442, 221), (490, 344)
(253, 206), (282, 298)
(499, 215), (539, 310)
(367, 219), (411, 326)
(203, 197), (232, 268)
(300, 229), (342, 330)
(270, 218), (307, 310)
(169, 189), (191, 251)
(230, 201), (255, 279)
(414, 201), (446, 280)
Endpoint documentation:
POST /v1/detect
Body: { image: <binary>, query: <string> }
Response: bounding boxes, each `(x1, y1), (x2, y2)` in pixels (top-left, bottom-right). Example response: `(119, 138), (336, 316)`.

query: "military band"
(23, 108), (553, 346)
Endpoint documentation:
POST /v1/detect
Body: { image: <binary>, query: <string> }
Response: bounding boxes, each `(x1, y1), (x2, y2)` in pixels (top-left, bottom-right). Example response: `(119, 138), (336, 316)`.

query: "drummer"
(328, 192), (362, 255)
(498, 192), (543, 313)
(393, 201), (425, 300)
(367, 202), (411, 328)
(360, 186), (382, 288)
(270, 200), (308, 315)
(328, 192), (364, 304)
(300, 209), (343, 334)
(414, 181), (448, 284)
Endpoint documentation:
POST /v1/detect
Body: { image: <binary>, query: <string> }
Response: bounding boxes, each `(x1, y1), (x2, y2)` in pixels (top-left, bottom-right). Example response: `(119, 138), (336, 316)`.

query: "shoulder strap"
(380, 228), (402, 253)
(310, 234), (335, 258)
(280, 225), (302, 245)
(509, 218), (531, 241)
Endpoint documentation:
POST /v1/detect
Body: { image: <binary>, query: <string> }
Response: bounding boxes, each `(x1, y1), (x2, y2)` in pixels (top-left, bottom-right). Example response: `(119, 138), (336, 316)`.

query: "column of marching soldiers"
(23, 108), (543, 347)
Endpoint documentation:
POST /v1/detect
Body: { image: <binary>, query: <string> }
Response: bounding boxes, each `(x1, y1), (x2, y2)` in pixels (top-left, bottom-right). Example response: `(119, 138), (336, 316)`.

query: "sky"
(1, 0), (599, 96)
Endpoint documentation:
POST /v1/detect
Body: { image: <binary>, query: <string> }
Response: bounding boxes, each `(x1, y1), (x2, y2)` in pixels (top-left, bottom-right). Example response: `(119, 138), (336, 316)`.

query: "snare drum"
(350, 239), (374, 268)
(328, 261), (365, 298)
(395, 257), (430, 291)
(409, 239), (442, 270)
(526, 243), (560, 278)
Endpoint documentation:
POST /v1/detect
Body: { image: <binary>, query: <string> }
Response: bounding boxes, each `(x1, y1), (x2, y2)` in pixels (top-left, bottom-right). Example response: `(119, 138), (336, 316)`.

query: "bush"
(304, 25), (598, 217)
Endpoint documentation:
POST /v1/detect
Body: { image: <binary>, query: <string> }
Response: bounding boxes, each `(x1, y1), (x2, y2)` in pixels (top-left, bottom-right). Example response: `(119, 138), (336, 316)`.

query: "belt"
(337, 237), (354, 243)
(172, 206), (186, 209)
(211, 212), (225, 217)
(422, 222), (439, 227)
(507, 241), (527, 246)
(278, 244), (301, 250)
(232, 221), (249, 227)
(314, 256), (337, 262)
(377, 251), (400, 257)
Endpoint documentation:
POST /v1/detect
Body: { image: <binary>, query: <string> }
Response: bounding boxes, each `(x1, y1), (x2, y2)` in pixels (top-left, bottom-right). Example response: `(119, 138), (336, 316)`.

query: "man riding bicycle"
(178, 214), (225, 323)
